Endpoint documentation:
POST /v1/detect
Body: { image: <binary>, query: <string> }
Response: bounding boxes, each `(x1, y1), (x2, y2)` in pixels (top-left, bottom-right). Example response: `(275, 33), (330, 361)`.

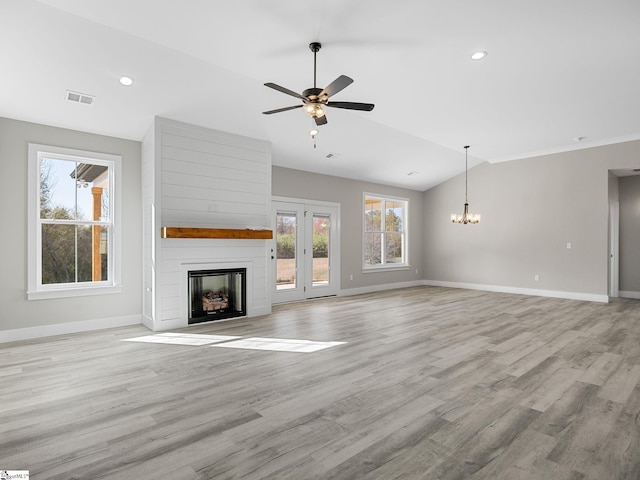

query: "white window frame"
(27, 144), (122, 300)
(362, 193), (409, 271)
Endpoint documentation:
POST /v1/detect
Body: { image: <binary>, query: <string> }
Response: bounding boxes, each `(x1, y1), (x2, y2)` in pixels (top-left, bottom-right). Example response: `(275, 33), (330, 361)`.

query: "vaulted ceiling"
(3, 0), (639, 190)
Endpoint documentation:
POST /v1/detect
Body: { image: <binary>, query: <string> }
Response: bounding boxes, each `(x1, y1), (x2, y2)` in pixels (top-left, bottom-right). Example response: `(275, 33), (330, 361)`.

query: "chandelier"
(451, 145), (480, 224)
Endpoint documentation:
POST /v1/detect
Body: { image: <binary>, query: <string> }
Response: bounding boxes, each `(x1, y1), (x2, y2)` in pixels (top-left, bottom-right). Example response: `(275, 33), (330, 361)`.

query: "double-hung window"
(27, 144), (122, 299)
(363, 193), (408, 270)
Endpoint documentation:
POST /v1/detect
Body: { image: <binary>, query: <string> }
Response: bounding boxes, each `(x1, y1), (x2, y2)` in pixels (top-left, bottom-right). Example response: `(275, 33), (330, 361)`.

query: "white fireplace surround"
(142, 117), (272, 332)
(181, 261), (253, 327)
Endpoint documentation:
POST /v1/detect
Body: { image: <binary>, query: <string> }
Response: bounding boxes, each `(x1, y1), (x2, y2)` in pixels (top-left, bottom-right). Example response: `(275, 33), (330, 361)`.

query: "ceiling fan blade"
(264, 83), (307, 101)
(315, 115), (328, 126)
(319, 75), (354, 99)
(326, 101), (375, 111)
(262, 105), (303, 115)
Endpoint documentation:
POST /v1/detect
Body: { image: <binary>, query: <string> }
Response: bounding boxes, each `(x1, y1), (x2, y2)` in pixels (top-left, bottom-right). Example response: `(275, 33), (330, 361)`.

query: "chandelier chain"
(465, 145), (469, 204)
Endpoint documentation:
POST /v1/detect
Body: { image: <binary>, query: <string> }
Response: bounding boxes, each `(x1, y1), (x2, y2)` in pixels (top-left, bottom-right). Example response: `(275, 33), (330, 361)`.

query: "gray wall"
(2, 115), (637, 338)
(619, 175), (640, 293)
(0, 117), (142, 333)
(422, 140), (640, 298)
(272, 166), (423, 290)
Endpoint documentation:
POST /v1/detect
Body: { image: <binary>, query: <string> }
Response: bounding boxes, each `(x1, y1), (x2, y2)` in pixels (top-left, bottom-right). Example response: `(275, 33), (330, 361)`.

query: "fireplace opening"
(188, 268), (246, 324)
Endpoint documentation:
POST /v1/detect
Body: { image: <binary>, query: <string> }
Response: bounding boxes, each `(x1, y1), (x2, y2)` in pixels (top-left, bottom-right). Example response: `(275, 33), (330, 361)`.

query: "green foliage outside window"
(276, 233), (328, 259)
(39, 158), (109, 284)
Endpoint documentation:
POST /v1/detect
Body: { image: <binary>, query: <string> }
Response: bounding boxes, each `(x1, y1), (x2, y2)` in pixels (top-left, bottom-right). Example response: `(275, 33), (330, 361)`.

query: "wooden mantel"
(161, 227), (273, 240)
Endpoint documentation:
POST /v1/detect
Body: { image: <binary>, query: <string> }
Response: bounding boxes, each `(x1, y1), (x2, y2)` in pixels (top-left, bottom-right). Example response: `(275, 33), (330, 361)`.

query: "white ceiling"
(3, 0), (640, 190)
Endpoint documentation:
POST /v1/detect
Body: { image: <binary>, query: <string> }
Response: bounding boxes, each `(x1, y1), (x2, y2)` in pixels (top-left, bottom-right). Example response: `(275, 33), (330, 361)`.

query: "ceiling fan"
(262, 42), (375, 126)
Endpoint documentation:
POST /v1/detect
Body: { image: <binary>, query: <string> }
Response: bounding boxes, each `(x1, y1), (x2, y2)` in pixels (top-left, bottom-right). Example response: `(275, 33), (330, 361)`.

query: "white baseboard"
(0, 314), (142, 344)
(340, 280), (423, 297)
(619, 290), (640, 299)
(422, 280), (610, 303)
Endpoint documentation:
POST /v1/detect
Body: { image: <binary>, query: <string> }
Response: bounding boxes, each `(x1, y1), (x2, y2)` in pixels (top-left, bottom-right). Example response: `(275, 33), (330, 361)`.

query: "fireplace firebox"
(188, 268), (246, 324)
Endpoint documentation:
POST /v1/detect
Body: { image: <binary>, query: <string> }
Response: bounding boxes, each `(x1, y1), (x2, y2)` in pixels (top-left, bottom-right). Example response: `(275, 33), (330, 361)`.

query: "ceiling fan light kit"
(262, 42), (375, 132)
(451, 145), (481, 224)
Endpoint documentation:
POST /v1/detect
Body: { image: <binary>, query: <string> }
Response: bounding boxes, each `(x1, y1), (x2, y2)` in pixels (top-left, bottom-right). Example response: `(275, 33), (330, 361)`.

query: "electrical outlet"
(566, 242), (572, 249)
(349, 274), (353, 281)
(415, 269), (418, 275)
(534, 274), (540, 282)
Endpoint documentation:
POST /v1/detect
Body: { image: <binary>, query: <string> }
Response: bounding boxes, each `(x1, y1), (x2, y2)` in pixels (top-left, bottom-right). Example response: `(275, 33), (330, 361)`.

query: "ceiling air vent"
(65, 90), (95, 106)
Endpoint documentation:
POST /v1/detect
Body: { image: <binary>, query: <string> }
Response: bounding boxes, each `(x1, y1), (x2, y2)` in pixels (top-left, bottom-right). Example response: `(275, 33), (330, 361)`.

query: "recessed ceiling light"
(471, 51), (487, 60)
(119, 75), (134, 87)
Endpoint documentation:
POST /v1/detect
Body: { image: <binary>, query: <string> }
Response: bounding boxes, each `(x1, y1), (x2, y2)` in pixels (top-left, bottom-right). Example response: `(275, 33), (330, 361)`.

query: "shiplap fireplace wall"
(142, 117), (272, 331)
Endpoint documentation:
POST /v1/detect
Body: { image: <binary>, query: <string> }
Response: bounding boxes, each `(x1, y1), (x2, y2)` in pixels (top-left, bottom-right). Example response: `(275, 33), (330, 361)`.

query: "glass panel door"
(272, 202), (305, 304)
(304, 205), (339, 299)
(276, 211), (298, 291)
(311, 214), (330, 286)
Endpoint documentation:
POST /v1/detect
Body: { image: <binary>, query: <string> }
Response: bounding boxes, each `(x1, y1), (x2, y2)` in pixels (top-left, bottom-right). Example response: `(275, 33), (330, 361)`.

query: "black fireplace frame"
(188, 267), (247, 324)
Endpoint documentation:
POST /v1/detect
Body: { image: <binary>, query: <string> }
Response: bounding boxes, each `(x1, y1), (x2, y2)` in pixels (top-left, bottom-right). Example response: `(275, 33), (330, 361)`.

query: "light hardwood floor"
(2, 286), (640, 479)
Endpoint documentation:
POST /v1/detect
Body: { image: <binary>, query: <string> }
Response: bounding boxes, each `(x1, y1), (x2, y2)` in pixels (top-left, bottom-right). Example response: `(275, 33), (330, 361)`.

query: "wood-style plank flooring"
(2, 286), (640, 479)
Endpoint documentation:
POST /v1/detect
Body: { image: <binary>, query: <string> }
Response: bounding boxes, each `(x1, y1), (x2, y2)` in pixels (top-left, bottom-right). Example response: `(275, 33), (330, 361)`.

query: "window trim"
(362, 192), (409, 271)
(27, 143), (122, 300)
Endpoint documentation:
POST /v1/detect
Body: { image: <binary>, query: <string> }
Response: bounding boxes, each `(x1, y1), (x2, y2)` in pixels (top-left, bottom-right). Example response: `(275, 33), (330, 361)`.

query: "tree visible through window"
(39, 158), (110, 284)
(28, 144), (121, 299)
(363, 194), (408, 268)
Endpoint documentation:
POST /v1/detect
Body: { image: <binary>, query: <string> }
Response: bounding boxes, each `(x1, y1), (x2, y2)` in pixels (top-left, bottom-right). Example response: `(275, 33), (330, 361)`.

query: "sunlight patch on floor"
(210, 337), (346, 353)
(122, 333), (346, 352)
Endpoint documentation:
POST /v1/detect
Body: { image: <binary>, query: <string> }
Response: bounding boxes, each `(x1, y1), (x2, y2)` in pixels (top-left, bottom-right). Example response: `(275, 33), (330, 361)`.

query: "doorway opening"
(272, 199), (340, 303)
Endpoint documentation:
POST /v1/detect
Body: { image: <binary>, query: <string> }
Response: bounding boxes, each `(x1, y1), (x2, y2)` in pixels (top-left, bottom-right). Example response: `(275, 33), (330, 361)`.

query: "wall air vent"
(65, 90), (95, 106)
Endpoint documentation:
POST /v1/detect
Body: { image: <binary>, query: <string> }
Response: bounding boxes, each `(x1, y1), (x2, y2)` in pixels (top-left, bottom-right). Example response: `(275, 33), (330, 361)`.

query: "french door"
(271, 199), (340, 304)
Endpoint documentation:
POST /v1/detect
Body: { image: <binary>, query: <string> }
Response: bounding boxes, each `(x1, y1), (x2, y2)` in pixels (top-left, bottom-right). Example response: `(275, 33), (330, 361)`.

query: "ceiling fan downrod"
(309, 42), (321, 89)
